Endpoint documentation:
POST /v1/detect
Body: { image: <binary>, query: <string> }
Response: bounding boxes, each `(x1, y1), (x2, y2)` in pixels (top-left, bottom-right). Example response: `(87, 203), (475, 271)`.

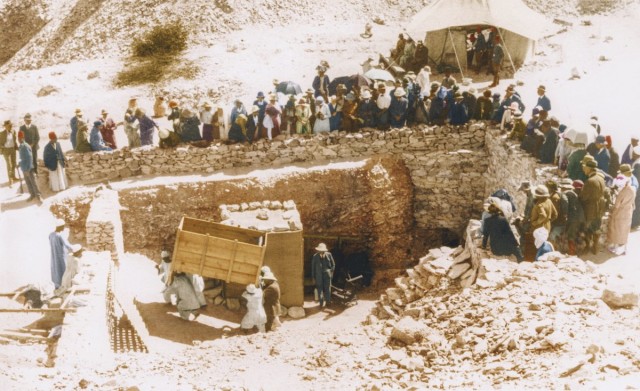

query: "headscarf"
(613, 174), (629, 189)
(533, 227), (549, 249)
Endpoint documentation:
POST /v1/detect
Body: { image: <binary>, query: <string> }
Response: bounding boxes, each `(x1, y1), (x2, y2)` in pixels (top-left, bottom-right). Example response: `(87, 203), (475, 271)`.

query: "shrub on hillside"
(132, 22), (188, 58)
(115, 21), (197, 87)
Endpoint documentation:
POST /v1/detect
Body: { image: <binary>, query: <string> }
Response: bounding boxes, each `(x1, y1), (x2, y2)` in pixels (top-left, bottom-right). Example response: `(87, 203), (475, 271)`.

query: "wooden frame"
(169, 217), (268, 286)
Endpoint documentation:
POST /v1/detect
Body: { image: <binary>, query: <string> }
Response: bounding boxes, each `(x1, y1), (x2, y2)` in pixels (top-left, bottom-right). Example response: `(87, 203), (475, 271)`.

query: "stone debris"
(367, 219), (640, 388)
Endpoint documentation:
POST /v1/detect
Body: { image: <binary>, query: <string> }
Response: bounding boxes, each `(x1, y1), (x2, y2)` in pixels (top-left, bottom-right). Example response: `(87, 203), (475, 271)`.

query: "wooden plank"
(0, 331), (48, 342)
(198, 234), (210, 275)
(225, 240), (239, 283)
(182, 218), (264, 242)
(0, 308), (76, 313)
(174, 251), (260, 275)
(60, 287), (77, 310)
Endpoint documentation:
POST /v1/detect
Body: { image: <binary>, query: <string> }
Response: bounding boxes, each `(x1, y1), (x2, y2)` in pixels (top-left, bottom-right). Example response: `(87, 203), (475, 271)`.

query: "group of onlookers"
(481, 98), (639, 260)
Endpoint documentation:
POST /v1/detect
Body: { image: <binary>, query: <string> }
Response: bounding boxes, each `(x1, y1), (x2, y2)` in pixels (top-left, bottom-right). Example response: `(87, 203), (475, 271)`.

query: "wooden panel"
(182, 217), (264, 244)
(171, 217), (268, 285)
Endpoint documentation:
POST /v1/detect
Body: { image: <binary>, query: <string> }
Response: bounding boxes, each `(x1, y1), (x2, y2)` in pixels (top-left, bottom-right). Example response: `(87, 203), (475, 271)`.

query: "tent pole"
(447, 28), (465, 80)
(497, 28), (517, 75)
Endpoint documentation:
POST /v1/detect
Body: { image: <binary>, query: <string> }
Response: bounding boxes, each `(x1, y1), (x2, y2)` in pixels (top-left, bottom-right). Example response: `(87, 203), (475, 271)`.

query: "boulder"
(602, 281), (639, 308)
(226, 298), (240, 311)
(447, 262), (471, 279)
(390, 316), (443, 345)
(288, 306), (305, 319)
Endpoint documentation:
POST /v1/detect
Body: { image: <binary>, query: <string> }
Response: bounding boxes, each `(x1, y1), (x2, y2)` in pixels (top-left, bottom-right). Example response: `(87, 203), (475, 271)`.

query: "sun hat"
(394, 87), (406, 97)
(534, 185), (550, 198)
(246, 284), (256, 294)
(262, 271), (277, 281)
(315, 243), (329, 252)
(158, 128), (170, 139)
(619, 164), (632, 177)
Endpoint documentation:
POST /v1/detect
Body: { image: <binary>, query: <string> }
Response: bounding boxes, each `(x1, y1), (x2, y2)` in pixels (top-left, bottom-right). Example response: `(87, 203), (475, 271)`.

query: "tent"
(406, 0), (554, 75)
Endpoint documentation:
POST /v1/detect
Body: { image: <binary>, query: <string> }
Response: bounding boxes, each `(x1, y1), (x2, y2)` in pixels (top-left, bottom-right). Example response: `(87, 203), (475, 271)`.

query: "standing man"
(124, 99), (141, 148)
(311, 243), (335, 308)
(43, 132), (67, 192)
(135, 109), (159, 146)
(200, 102), (215, 142)
(98, 109), (117, 149)
(312, 66), (330, 102)
(488, 36), (505, 88)
(562, 179), (585, 255)
(20, 114), (39, 175)
(389, 88), (408, 128)
(0, 120), (18, 184)
(579, 156), (607, 254)
(18, 131), (42, 202)
(49, 219), (74, 290)
(375, 83), (391, 130)
(535, 85), (551, 112)
(69, 109), (83, 150)
(230, 99), (247, 126)
(358, 90), (376, 128)
(620, 136), (639, 165)
(474, 27), (487, 73)
(261, 271), (281, 331)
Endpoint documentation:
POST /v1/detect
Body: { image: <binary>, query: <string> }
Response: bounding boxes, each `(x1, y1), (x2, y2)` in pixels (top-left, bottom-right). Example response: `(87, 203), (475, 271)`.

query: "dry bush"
(114, 57), (199, 87)
(115, 21), (196, 87)
(132, 22), (188, 58)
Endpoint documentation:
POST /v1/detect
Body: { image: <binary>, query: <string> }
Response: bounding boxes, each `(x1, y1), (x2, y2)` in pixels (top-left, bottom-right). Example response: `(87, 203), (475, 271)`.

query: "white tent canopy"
(406, 0), (554, 41)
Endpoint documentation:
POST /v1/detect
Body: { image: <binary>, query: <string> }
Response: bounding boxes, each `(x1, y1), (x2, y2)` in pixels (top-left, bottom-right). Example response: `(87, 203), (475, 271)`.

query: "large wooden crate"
(170, 217), (267, 286)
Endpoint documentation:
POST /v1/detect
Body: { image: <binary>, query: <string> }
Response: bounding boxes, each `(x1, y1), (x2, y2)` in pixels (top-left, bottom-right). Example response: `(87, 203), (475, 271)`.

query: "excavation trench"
(48, 126), (538, 352)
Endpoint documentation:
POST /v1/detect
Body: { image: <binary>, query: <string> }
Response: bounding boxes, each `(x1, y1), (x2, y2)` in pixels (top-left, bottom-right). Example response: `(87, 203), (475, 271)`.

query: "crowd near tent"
(406, 0), (555, 73)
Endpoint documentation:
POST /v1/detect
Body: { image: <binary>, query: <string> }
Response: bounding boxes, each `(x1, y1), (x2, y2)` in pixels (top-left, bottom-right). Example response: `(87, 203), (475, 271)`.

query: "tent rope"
(447, 28), (465, 80)
(496, 28), (517, 75)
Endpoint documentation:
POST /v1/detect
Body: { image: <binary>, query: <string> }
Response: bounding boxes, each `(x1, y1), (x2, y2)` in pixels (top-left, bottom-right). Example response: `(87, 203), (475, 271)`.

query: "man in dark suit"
(20, 113), (39, 175)
(312, 66), (330, 102)
(247, 105), (263, 142)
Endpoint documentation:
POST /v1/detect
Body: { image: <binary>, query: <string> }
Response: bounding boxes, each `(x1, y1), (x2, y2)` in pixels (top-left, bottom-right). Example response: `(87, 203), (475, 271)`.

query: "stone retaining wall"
(85, 188), (124, 262)
(65, 124), (488, 233)
(64, 125), (486, 184)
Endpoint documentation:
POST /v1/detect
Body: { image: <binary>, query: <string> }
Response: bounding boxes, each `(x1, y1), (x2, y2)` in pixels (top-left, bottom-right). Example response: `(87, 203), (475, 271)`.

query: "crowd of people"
(481, 127), (639, 261)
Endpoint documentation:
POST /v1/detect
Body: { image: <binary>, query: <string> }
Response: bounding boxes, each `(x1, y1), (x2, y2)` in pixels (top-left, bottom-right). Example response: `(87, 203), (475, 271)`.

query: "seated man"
(89, 121), (113, 152)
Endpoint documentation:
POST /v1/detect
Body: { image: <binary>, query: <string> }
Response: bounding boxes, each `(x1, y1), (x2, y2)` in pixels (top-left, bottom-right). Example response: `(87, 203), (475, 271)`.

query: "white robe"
(49, 161), (67, 192)
(416, 70), (431, 96)
(313, 104), (331, 133)
(241, 288), (267, 331)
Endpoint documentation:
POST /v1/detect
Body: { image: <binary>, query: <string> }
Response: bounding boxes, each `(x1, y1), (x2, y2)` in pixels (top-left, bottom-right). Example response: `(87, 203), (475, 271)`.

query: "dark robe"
(389, 97), (408, 128)
(263, 281), (281, 332)
(482, 213), (521, 258)
(449, 101), (469, 125)
(539, 128), (559, 164)
(247, 114), (262, 142)
(474, 96), (493, 120)
(358, 99), (377, 128)
(608, 147), (620, 178)
(43, 141), (65, 171)
(181, 116), (202, 142)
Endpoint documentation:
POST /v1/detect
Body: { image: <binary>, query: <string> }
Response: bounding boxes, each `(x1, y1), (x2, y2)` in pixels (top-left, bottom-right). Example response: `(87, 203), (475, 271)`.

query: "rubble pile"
(367, 220), (640, 389)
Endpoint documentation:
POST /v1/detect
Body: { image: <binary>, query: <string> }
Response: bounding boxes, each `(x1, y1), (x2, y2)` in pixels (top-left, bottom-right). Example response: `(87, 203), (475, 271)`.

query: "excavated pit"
(116, 157), (422, 286)
(46, 125), (541, 352)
